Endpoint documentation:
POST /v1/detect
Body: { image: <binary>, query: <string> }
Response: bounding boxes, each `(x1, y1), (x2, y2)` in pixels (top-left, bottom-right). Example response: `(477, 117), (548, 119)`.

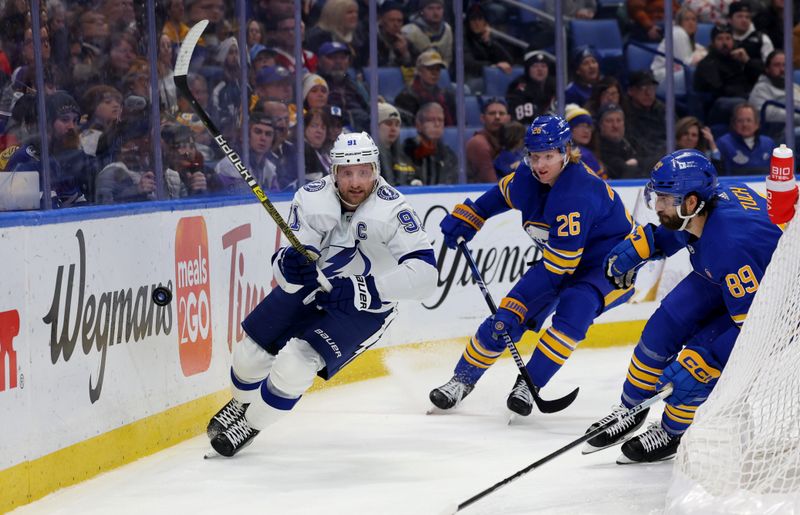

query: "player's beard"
(658, 211), (685, 231)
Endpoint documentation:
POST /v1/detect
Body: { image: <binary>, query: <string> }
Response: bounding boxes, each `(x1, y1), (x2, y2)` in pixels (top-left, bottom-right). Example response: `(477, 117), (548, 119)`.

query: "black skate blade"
(534, 386), (580, 414)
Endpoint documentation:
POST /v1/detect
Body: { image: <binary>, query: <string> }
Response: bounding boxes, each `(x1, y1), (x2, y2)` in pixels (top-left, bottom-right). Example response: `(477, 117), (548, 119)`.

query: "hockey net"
(665, 214), (800, 514)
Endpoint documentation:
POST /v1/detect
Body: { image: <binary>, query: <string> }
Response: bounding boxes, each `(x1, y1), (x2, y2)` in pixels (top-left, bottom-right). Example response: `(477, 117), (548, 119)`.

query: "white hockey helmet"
(329, 131), (380, 181)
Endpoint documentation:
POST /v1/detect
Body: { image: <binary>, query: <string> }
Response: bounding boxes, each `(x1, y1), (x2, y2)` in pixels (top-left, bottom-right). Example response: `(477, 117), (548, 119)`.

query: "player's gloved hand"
(657, 347), (722, 405)
(440, 199), (486, 249)
(277, 246), (319, 287)
(604, 223), (656, 289)
(316, 275), (382, 316)
(484, 297), (528, 343)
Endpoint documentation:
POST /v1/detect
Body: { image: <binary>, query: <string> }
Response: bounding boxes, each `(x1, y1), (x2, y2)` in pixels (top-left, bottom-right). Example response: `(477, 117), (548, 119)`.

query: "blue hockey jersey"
(653, 184), (782, 357)
(472, 158), (634, 304)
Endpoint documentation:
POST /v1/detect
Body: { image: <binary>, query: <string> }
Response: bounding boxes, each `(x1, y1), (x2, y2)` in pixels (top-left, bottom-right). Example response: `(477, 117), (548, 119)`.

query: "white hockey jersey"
(274, 176), (437, 308)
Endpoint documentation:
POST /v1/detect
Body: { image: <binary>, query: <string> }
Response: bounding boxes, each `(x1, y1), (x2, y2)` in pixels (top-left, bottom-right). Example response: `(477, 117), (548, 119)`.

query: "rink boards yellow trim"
(0, 318), (645, 514)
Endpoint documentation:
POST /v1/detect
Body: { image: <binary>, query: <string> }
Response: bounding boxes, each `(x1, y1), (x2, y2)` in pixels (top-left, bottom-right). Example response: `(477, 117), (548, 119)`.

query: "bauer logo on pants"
(175, 216), (213, 376)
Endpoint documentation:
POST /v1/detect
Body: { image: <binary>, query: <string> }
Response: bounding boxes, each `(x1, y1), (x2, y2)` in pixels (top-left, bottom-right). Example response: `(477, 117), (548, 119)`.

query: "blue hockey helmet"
(524, 115), (572, 154)
(645, 149), (718, 208)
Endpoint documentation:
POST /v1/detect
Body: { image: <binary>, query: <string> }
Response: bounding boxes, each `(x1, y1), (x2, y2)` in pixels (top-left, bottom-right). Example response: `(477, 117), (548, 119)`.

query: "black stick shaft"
(455, 387), (672, 512)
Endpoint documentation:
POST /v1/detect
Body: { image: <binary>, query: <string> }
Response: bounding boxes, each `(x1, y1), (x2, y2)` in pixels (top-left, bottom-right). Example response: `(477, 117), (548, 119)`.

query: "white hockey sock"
(231, 336), (277, 404)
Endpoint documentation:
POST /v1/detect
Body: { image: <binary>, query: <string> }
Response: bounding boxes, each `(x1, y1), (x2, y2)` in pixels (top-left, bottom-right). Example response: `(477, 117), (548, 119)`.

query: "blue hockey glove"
(657, 347), (722, 406)
(277, 246), (319, 287)
(440, 199), (486, 249)
(316, 275), (382, 317)
(604, 224), (656, 289)
(487, 297), (528, 343)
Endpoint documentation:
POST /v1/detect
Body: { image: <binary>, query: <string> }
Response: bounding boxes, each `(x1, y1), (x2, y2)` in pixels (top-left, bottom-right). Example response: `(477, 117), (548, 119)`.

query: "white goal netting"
(665, 214), (800, 514)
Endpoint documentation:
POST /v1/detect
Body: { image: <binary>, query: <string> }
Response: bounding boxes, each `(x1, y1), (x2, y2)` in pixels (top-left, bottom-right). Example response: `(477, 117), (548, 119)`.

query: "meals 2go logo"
(175, 216), (212, 376)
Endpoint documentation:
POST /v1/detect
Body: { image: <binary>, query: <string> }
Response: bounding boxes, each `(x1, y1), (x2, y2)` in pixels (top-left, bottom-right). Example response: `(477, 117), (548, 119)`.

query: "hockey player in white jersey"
(207, 132), (437, 457)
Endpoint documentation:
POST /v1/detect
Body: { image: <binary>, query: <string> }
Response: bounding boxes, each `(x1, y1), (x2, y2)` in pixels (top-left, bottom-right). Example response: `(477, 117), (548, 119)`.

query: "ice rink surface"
(12, 344), (676, 515)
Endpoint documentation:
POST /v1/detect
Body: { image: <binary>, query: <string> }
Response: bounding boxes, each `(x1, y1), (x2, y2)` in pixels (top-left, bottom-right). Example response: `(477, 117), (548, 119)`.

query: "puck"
(152, 286), (173, 306)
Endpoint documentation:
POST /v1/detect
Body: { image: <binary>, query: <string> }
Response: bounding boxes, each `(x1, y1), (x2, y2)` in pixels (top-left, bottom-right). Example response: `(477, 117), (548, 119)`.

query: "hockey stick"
(445, 385), (673, 514)
(457, 239), (579, 413)
(175, 20), (331, 292)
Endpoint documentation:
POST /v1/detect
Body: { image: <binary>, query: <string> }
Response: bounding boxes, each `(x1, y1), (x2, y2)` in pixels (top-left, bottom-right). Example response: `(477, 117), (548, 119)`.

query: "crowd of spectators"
(0, 0), (797, 211)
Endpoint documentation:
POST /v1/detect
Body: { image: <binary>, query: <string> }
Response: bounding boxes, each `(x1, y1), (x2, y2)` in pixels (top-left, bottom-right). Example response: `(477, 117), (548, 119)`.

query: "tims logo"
(0, 310), (19, 391)
(175, 216), (212, 376)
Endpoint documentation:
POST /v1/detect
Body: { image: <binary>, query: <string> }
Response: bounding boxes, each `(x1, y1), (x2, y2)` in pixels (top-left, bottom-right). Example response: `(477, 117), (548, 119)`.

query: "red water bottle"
(766, 144), (798, 224)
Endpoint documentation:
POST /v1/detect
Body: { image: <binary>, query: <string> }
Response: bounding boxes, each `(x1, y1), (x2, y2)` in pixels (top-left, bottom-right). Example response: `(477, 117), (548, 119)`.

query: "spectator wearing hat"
(303, 73), (329, 111)
(593, 103), (642, 179)
(716, 102), (775, 175)
(326, 105), (346, 146)
(305, 0), (368, 68)
(266, 14), (318, 73)
(394, 49), (456, 127)
(564, 103), (603, 178)
(403, 102), (458, 185)
(303, 108), (333, 183)
(215, 111), (279, 191)
(624, 70), (671, 173)
(254, 65), (293, 104)
(96, 119), (183, 204)
(694, 23), (762, 119)
(211, 37), (242, 133)
(7, 91), (99, 206)
(565, 45), (602, 106)
(162, 123), (220, 196)
(402, 0), (454, 66)
(315, 41), (371, 132)
(507, 49), (556, 125)
(249, 44), (278, 76)
(377, 102), (419, 186)
(651, 6), (708, 95)
(465, 97), (510, 183)
(378, 2), (413, 67)
(463, 4), (514, 94)
(627, 0), (681, 42)
(729, 1), (773, 65)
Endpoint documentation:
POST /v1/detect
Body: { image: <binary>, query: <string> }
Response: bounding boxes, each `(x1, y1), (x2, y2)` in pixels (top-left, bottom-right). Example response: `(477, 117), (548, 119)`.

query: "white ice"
(12, 343), (675, 515)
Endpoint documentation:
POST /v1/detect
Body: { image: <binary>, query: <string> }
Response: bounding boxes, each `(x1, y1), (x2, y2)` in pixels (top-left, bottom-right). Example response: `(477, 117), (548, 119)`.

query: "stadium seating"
(482, 66), (524, 97)
(569, 19), (624, 75)
(363, 67), (406, 103)
(464, 96), (482, 126)
(695, 23), (713, 48)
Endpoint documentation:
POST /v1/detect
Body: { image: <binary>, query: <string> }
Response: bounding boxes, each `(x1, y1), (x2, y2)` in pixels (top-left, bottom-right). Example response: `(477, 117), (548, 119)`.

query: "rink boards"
(0, 179), (763, 512)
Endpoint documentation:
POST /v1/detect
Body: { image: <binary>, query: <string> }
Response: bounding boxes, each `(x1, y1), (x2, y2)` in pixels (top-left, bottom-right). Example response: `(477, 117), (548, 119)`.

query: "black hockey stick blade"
(457, 239), (580, 414)
(448, 385), (673, 513)
(533, 385), (580, 414)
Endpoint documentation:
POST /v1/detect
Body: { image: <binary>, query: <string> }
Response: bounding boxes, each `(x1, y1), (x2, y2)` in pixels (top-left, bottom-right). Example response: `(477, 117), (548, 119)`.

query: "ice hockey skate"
(582, 404), (649, 454)
(429, 376), (475, 411)
(506, 375), (534, 416)
(208, 417), (261, 458)
(616, 422), (682, 464)
(206, 398), (249, 440)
